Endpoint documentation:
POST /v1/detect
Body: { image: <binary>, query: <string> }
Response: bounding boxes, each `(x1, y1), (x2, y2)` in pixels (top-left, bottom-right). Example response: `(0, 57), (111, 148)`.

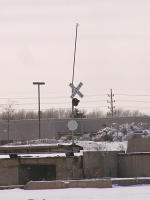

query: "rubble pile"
(93, 122), (150, 142)
(58, 122), (150, 142)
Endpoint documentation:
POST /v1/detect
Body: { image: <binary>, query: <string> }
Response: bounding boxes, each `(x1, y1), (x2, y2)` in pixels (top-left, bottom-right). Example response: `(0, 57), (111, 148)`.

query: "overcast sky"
(1, 0), (150, 114)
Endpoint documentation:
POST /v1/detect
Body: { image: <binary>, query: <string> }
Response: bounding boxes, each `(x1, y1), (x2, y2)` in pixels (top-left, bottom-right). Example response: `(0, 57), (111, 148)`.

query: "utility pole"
(71, 23), (79, 144)
(7, 108), (10, 142)
(107, 89), (115, 117)
(72, 23), (79, 117)
(33, 82), (45, 140)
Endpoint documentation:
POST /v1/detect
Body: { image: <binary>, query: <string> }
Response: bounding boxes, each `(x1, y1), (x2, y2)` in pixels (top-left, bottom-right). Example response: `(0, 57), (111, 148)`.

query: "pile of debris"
(93, 122), (150, 142)
(58, 122), (150, 142)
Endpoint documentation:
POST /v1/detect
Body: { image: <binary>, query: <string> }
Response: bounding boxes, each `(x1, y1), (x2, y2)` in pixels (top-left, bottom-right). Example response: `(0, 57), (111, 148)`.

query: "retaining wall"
(127, 138), (150, 153)
(118, 152), (150, 177)
(83, 151), (119, 178)
(24, 179), (112, 190)
(0, 116), (150, 142)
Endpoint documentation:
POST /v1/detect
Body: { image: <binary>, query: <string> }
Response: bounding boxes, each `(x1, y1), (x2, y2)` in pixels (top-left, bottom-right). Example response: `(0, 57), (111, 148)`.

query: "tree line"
(0, 105), (145, 120)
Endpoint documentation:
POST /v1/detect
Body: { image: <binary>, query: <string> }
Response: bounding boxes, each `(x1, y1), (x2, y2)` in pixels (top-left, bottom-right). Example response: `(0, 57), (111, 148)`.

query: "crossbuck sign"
(69, 82), (84, 99)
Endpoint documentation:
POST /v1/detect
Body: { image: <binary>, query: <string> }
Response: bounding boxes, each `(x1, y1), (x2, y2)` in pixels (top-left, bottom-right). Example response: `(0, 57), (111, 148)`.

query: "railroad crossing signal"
(72, 98), (80, 106)
(69, 82), (84, 99)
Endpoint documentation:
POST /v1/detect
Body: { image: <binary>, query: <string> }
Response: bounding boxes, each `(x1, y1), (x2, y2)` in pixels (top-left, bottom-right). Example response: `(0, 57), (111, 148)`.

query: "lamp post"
(33, 82), (45, 139)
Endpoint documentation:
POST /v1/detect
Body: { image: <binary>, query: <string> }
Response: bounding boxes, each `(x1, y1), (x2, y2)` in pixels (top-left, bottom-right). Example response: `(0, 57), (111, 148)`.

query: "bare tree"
(2, 102), (15, 141)
(87, 110), (104, 118)
(109, 108), (144, 117)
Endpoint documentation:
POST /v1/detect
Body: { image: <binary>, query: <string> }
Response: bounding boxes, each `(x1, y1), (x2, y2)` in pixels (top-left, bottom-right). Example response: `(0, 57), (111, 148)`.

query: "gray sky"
(1, 0), (150, 114)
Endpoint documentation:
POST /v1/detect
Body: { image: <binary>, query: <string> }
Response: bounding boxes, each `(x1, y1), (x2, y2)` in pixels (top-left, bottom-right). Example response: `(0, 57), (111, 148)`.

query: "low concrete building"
(1, 140), (150, 186)
(0, 151), (122, 186)
(0, 155), (83, 186)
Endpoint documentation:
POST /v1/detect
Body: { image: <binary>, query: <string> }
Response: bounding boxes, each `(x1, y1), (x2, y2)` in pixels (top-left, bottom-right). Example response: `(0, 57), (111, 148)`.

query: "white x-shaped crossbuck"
(69, 82), (84, 99)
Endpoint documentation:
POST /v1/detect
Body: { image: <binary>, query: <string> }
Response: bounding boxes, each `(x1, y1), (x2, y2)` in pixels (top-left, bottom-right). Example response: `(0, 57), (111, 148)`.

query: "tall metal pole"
(71, 23), (79, 144)
(38, 84), (41, 139)
(7, 110), (10, 142)
(33, 82), (45, 140)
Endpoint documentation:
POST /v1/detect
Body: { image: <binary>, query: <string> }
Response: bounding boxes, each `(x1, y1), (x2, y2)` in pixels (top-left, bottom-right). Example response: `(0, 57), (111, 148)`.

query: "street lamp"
(33, 82), (45, 139)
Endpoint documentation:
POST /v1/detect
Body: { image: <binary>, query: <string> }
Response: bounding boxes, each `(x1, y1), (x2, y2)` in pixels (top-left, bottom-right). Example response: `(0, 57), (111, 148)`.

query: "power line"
(116, 100), (150, 103)
(0, 94), (107, 100)
(2, 91), (150, 114)
(116, 94), (150, 97)
(119, 105), (150, 110)
(112, 89), (150, 91)
(12, 105), (108, 111)
(1, 92), (150, 100)
(0, 100), (107, 106)
(85, 94), (107, 97)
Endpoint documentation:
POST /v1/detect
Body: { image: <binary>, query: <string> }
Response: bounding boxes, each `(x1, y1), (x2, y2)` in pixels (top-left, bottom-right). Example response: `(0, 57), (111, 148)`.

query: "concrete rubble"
(57, 122), (150, 142)
(93, 122), (150, 142)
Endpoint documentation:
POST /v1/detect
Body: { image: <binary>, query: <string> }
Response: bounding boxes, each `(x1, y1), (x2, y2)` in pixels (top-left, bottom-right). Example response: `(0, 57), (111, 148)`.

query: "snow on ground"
(2, 140), (128, 152)
(0, 185), (150, 200)
(0, 141), (127, 159)
(18, 153), (67, 158)
(76, 141), (127, 151)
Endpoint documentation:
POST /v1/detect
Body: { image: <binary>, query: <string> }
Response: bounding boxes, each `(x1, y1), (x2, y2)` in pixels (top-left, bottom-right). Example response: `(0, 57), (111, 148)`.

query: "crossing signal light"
(72, 98), (80, 106)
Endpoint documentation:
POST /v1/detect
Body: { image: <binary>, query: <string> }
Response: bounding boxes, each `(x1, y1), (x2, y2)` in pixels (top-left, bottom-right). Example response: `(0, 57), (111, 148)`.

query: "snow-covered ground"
(2, 140), (128, 152)
(76, 141), (127, 151)
(0, 141), (127, 159)
(0, 185), (150, 200)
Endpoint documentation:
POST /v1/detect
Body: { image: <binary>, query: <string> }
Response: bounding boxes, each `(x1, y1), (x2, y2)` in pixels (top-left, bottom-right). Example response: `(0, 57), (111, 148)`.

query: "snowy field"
(0, 185), (150, 200)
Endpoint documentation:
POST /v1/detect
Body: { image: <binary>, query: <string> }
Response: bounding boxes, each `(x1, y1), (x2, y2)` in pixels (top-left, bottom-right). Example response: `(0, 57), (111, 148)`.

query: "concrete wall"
(83, 151), (119, 178)
(0, 151), (119, 186)
(1, 151), (150, 186)
(24, 179), (112, 190)
(0, 159), (19, 186)
(83, 151), (150, 179)
(127, 138), (150, 153)
(118, 153), (150, 177)
(10, 119), (56, 141)
(0, 156), (83, 186)
(0, 116), (150, 142)
(18, 157), (83, 184)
